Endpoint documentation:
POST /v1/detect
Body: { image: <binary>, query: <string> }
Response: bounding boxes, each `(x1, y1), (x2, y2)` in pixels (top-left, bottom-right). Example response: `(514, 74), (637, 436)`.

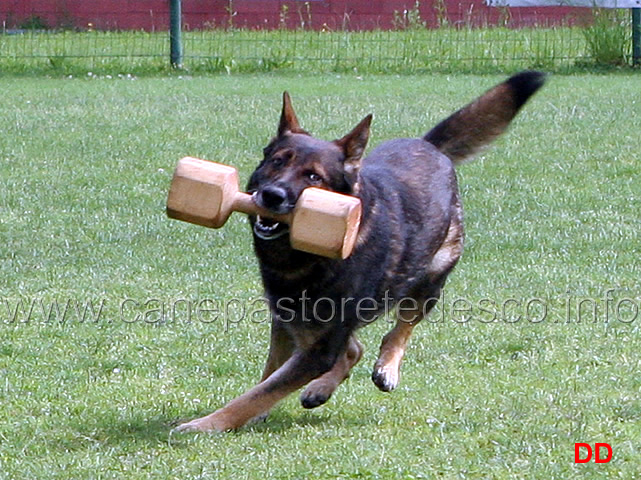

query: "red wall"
(1, 0), (590, 31)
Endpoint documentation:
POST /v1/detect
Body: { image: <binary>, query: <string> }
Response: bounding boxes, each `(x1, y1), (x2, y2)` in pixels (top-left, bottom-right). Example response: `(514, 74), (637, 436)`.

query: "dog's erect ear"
(278, 91), (306, 137)
(334, 114), (372, 174)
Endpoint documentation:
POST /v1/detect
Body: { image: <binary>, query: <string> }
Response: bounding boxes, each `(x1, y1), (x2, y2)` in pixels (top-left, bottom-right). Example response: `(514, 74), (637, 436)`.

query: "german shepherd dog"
(177, 71), (545, 432)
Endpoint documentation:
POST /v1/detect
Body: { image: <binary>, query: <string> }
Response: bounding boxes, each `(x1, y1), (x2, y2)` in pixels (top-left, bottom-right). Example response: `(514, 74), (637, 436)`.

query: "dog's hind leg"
(372, 279), (456, 392)
(372, 204), (464, 392)
(372, 305), (428, 392)
(300, 334), (363, 409)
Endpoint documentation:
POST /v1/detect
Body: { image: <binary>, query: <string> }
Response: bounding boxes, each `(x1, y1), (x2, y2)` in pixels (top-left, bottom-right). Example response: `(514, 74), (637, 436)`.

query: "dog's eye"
(305, 171), (322, 184)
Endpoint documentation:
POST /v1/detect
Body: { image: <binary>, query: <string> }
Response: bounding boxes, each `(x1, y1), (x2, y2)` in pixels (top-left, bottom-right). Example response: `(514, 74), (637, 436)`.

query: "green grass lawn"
(1, 73), (640, 479)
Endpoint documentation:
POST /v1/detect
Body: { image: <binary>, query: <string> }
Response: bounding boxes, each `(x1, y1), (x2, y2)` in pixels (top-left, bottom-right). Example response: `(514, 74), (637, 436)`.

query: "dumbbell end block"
(290, 188), (362, 259)
(166, 157), (239, 228)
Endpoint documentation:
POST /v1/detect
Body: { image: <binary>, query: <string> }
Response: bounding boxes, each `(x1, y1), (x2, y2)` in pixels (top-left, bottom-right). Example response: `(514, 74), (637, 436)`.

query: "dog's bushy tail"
(424, 71), (545, 165)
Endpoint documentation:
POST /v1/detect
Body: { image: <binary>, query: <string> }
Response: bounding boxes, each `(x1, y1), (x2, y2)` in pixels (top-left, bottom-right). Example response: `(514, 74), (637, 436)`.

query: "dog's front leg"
(300, 334), (363, 409)
(260, 317), (296, 382)
(175, 333), (350, 432)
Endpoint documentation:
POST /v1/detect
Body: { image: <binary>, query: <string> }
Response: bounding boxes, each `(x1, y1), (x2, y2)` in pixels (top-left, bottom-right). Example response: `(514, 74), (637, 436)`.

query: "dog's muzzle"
(251, 187), (293, 241)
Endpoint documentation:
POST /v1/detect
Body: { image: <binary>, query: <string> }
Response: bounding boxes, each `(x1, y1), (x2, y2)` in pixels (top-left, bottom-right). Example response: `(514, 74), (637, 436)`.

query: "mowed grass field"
(1, 73), (640, 479)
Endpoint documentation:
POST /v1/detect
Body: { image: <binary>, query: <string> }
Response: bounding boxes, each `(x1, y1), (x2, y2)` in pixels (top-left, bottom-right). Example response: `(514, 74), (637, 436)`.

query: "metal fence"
(0, 10), (637, 74)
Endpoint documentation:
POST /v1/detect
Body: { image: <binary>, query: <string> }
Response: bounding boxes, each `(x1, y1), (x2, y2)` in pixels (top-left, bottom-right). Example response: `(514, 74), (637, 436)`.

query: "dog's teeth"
(257, 215), (280, 231)
(254, 215), (286, 240)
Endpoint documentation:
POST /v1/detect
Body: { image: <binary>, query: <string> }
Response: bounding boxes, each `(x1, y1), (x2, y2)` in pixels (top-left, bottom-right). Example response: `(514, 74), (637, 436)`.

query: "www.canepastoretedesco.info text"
(1, 289), (639, 326)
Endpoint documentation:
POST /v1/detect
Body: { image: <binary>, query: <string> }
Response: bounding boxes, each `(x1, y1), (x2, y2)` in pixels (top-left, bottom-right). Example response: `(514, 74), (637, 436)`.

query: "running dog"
(176, 71), (545, 432)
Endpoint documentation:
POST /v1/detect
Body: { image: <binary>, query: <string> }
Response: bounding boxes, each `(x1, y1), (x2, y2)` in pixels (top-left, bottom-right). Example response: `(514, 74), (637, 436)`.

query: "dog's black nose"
(259, 185), (289, 212)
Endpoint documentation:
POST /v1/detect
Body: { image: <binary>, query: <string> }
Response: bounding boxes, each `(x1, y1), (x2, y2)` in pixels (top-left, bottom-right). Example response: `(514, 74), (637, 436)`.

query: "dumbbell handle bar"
(227, 191), (292, 223)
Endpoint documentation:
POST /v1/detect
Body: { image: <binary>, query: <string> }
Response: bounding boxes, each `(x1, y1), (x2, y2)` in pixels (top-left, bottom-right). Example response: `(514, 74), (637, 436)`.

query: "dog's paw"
(174, 418), (221, 433)
(173, 411), (232, 433)
(371, 364), (400, 392)
(300, 383), (334, 409)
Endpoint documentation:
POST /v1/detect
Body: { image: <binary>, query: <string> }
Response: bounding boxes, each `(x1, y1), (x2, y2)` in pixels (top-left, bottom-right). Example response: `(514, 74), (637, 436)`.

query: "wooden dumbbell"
(166, 157), (362, 259)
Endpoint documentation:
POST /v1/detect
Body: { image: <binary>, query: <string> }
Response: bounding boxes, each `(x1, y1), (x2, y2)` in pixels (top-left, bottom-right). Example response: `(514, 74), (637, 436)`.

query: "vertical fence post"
(170, 0), (182, 68)
(633, 8), (640, 66)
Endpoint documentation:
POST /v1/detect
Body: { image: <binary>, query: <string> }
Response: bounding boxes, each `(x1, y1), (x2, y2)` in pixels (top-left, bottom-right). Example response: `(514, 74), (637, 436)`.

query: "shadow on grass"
(65, 400), (380, 451)
(244, 406), (381, 434)
(66, 412), (194, 451)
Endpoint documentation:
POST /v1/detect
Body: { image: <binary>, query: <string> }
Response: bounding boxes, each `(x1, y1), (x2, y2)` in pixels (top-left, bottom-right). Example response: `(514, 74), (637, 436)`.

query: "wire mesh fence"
(181, 27), (592, 72)
(0, 13), (635, 74)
